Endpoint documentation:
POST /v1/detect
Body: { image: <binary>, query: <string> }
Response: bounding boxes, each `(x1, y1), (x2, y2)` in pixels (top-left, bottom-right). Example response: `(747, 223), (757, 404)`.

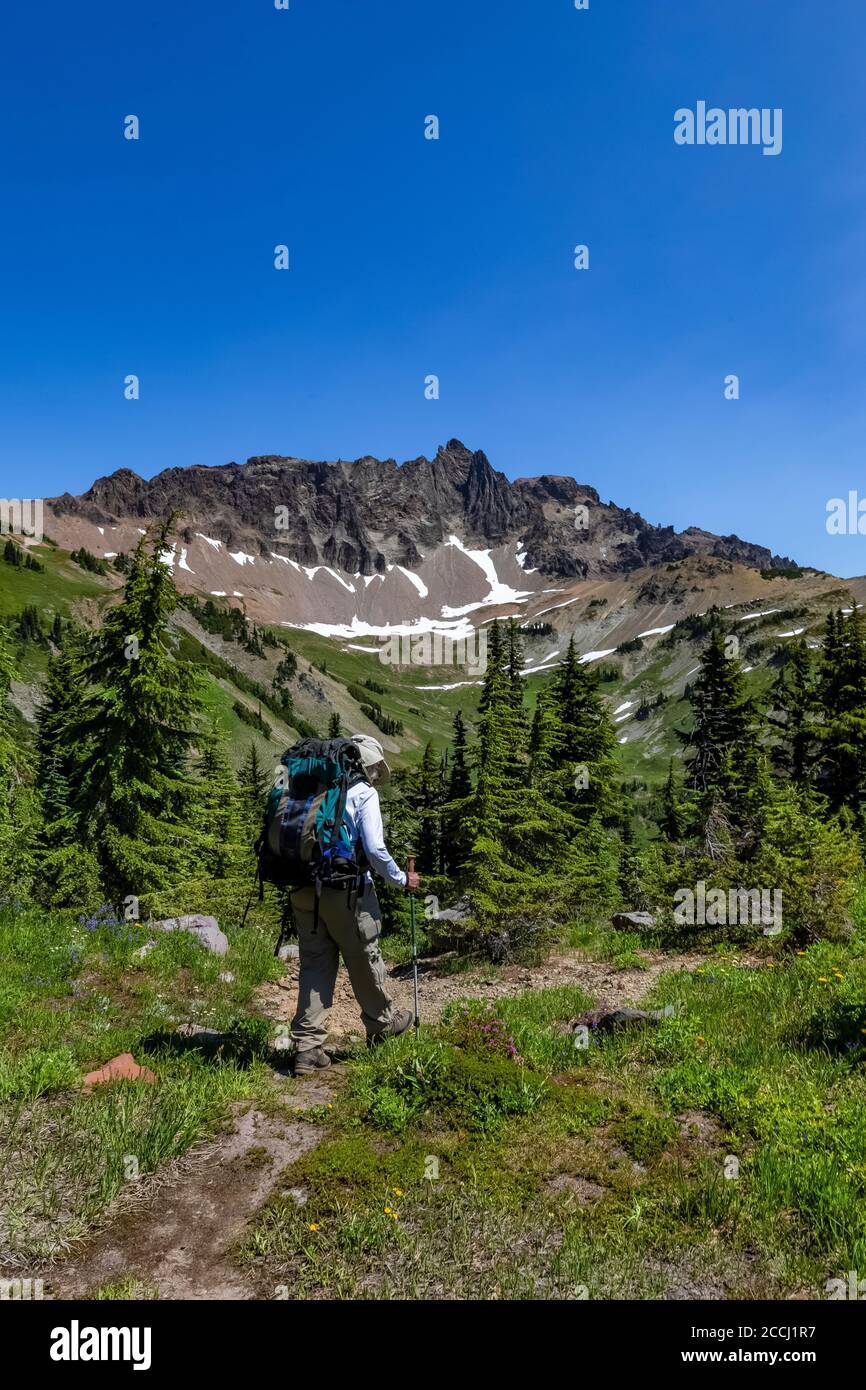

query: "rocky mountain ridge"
(49, 438), (795, 582)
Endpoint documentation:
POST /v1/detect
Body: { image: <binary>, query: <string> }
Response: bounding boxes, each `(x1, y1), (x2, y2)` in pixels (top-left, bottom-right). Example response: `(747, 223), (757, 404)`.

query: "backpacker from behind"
(257, 737), (367, 926)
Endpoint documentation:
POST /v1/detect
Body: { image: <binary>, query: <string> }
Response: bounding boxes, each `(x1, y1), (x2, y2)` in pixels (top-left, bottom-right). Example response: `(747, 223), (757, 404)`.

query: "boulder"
(175, 1024), (222, 1041)
(573, 1004), (676, 1036)
(430, 896), (472, 923)
(611, 911), (656, 931)
(151, 914), (228, 956)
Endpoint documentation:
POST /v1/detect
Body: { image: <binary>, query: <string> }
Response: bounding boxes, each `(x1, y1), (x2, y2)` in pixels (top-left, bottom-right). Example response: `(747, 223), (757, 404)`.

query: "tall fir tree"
(72, 518), (208, 905)
(815, 608), (866, 817)
(442, 709), (473, 874)
(448, 710), (472, 799)
(679, 629), (768, 850)
(768, 638), (817, 784)
(0, 621), (33, 894)
(681, 631), (761, 796)
(660, 757), (683, 840)
(405, 741), (445, 874)
(505, 619), (527, 723)
(551, 637), (619, 821)
(528, 684), (565, 788)
(194, 731), (247, 880)
(238, 741), (268, 831)
(477, 620), (505, 713)
(461, 629), (579, 927)
(33, 631), (100, 905)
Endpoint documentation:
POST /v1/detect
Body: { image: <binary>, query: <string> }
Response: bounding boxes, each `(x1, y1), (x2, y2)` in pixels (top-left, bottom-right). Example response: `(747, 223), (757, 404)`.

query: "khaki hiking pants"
(290, 879), (395, 1052)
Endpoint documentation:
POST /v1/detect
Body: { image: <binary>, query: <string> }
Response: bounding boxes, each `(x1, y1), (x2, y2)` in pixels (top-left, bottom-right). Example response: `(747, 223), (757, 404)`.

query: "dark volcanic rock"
(49, 439), (796, 581)
(574, 1004), (677, 1035)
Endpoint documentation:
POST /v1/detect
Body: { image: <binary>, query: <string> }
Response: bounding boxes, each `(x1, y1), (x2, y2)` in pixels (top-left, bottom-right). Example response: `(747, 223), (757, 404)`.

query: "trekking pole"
(407, 853), (420, 1035)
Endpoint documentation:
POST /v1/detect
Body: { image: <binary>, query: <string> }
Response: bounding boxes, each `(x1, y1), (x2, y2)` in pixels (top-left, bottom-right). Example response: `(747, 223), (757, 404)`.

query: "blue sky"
(1, 0), (865, 574)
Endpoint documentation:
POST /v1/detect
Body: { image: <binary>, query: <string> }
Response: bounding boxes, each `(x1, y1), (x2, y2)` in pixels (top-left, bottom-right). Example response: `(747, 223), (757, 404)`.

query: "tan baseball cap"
(351, 733), (392, 784)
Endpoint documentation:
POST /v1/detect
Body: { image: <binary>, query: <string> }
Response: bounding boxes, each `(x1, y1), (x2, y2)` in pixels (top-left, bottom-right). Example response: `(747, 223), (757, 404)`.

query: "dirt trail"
(44, 945), (716, 1300)
(255, 945), (712, 1042)
(47, 1080), (335, 1301)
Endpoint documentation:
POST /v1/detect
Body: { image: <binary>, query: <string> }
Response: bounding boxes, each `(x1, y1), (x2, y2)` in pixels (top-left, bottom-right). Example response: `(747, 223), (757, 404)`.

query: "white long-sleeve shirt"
(343, 781), (407, 887)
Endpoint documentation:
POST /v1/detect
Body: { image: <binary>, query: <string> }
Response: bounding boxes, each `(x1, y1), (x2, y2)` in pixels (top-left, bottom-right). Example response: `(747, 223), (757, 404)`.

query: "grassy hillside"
(2, 538), (862, 789)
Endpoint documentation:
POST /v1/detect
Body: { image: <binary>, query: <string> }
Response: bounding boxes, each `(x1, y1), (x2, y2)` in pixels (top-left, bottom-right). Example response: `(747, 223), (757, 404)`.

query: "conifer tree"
(194, 732), (247, 880)
(551, 637), (619, 820)
(72, 518), (208, 904)
(442, 710), (473, 873)
(448, 710), (472, 799)
(238, 741), (268, 824)
(815, 608), (866, 816)
(477, 620), (504, 713)
(33, 631), (100, 905)
(679, 629), (768, 850)
(461, 632), (573, 926)
(505, 619), (526, 721)
(617, 810), (646, 909)
(680, 630), (761, 798)
(405, 741), (444, 874)
(768, 639), (817, 784)
(660, 757), (683, 840)
(327, 712), (341, 738)
(528, 684), (566, 789)
(0, 621), (30, 893)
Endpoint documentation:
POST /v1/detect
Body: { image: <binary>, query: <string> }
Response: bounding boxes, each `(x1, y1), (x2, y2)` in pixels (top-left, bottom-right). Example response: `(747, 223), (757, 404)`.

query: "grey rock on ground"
(429, 896), (472, 923)
(574, 1003), (677, 1035)
(611, 911), (656, 931)
(152, 914), (228, 955)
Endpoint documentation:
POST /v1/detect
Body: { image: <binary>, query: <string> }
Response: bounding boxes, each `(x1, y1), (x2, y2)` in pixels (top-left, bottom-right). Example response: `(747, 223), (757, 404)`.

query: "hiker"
(290, 733), (420, 1075)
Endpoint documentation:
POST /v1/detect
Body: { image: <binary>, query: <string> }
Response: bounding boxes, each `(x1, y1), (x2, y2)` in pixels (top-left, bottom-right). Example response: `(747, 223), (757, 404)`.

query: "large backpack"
(256, 737), (367, 901)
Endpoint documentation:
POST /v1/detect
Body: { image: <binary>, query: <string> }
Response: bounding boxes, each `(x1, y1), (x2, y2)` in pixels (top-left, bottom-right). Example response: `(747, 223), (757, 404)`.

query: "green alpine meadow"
(2, 515), (866, 1304)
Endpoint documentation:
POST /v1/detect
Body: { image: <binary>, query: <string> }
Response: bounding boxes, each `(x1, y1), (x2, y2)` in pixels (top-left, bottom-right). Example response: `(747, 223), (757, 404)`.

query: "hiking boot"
(367, 1009), (414, 1048)
(293, 1046), (332, 1076)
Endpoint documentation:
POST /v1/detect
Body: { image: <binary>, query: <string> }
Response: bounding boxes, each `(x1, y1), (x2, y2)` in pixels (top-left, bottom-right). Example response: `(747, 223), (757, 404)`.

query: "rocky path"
(43, 944), (719, 1300)
(254, 944), (712, 1043)
(45, 1077), (336, 1301)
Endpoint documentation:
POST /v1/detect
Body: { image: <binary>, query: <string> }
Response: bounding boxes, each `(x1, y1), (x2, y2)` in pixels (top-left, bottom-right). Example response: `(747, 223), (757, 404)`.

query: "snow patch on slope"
(579, 648), (617, 664)
(443, 535), (532, 609)
(285, 615), (481, 640)
(396, 566), (429, 599)
(302, 565), (356, 593)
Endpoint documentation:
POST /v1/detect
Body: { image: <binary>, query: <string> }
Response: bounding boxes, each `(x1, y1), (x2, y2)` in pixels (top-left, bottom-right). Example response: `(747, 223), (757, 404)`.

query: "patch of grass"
(87, 1276), (160, 1300)
(350, 1035), (550, 1135)
(240, 957), (866, 1299)
(0, 903), (288, 1262)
